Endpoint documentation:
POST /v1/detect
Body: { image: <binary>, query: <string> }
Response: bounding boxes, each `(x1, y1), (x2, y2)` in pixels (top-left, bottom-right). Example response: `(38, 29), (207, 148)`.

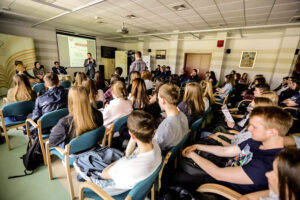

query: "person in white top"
(85, 110), (162, 196)
(141, 70), (153, 91)
(102, 81), (133, 128)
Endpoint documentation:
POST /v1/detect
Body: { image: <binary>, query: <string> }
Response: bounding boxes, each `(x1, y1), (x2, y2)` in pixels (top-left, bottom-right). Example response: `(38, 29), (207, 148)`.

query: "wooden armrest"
(26, 119), (38, 128)
(283, 107), (298, 111)
(54, 146), (66, 156)
(231, 114), (244, 119)
(292, 133), (300, 137)
(197, 183), (242, 200)
(229, 130), (240, 134)
(79, 182), (114, 200)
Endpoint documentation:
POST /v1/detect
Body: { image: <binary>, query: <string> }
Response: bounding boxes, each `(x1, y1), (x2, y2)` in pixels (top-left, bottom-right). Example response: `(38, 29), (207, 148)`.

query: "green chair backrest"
(127, 157), (164, 200)
(33, 83), (45, 94)
(69, 126), (105, 154)
(169, 132), (190, 161)
(96, 101), (103, 109)
(1, 101), (35, 117)
(60, 81), (71, 89)
(203, 106), (211, 119)
(113, 115), (129, 133)
(40, 108), (69, 129)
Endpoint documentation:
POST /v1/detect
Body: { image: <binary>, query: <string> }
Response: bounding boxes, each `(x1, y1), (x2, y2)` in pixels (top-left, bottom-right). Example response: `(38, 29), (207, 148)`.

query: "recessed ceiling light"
(126, 14), (137, 19)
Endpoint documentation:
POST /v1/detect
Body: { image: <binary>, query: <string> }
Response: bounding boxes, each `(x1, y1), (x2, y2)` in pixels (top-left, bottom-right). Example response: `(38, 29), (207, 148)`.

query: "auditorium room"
(0, 0), (300, 199)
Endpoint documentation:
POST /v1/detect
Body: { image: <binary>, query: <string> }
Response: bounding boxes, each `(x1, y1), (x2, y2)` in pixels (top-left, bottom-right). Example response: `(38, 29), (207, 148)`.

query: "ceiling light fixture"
(172, 4), (188, 11)
(126, 14), (137, 19)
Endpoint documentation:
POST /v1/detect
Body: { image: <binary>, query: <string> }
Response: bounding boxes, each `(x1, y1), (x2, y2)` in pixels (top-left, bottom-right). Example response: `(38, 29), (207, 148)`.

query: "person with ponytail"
(49, 86), (103, 147)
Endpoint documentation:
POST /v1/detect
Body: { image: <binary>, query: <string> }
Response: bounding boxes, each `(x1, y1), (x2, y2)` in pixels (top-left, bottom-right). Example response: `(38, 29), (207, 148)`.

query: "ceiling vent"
(172, 4), (188, 11)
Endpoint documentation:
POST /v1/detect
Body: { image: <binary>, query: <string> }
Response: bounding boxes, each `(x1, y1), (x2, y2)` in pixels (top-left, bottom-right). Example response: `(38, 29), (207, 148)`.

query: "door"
(184, 53), (211, 80)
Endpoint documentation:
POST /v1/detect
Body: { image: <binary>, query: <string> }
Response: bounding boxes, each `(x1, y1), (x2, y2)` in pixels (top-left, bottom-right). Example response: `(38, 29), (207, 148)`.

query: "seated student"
(247, 76), (266, 95)
(178, 82), (206, 127)
(33, 61), (45, 82)
(141, 70), (153, 91)
(154, 65), (161, 77)
(74, 110), (162, 196)
(189, 69), (199, 82)
(165, 66), (171, 77)
(274, 76), (289, 93)
(169, 74), (181, 88)
(208, 97), (275, 146)
(103, 74), (121, 105)
(209, 71), (218, 88)
(52, 61), (67, 75)
(94, 71), (107, 90)
(261, 91), (279, 106)
(4, 74), (36, 105)
(279, 79), (300, 103)
(179, 68), (188, 83)
(240, 73), (249, 85)
(159, 66), (166, 79)
(239, 148), (300, 200)
(3, 74), (37, 122)
(128, 78), (149, 110)
(173, 106), (293, 195)
(281, 88), (300, 108)
(127, 71), (141, 93)
(114, 67), (125, 83)
(216, 74), (234, 99)
(244, 84), (270, 101)
(15, 60), (39, 83)
(82, 78), (98, 108)
(102, 81), (133, 128)
(154, 83), (189, 151)
(31, 73), (68, 125)
(200, 80), (216, 106)
(49, 86), (103, 148)
(74, 72), (87, 86)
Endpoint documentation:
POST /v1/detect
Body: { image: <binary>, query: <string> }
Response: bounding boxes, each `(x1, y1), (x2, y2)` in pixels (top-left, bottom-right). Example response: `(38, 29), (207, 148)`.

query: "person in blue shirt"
(52, 61), (67, 75)
(171, 106), (293, 195)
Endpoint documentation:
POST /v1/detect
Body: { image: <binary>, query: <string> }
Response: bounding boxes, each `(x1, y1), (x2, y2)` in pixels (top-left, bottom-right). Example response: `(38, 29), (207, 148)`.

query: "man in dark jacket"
(52, 61), (67, 75)
(28, 73), (68, 134)
(84, 53), (96, 79)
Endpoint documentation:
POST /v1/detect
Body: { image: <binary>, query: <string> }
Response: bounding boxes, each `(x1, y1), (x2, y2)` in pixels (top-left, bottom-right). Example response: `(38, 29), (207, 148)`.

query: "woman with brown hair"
(74, 72), (87, 86)
(240, 148), (300, 200)
(49, 86), (103, 147)
(102, 81), (133, 128)
(216, 74), (234, 99)
(82, 78), (98, 108)
(94, 71), (107, 90)
(178, 82), (206, 126)
(141, 70), (153, 91)
(4, 74), (37, 105)
(129, 78), (149, 109)
(127, 71), (141, 93)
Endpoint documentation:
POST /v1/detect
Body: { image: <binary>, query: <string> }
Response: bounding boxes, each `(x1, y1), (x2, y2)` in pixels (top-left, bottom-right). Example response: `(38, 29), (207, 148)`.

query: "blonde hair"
(82, 78), (97, 108)
(183, 82), (205, 115)
(75, 72), (87, 86)
(253, 97), (275, 107)
(200, 80), (215, 105)
(131, 78), (149, 109)
(158, 83), (180, 105)
(13, 74), (36, 101)
(261, 91), (278, 106)
(141, 70), (152, 80)
(130, 71), (141, 84)
(112, 81), (128, 99)
(68, 86), (97, 137)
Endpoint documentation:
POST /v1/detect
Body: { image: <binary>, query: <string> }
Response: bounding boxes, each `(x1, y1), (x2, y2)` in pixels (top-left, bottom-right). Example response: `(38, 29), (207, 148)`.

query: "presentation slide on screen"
(57, 33), (96, 67)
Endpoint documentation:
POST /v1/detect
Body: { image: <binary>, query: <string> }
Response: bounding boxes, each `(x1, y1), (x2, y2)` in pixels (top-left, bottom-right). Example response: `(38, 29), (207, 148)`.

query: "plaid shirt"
(129, 58), (148, 73)
(103, 88), (112, 104)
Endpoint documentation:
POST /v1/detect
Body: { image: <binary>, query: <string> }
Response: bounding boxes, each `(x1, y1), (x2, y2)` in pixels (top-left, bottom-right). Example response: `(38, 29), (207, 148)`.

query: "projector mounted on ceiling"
(116, 22), (129, 34)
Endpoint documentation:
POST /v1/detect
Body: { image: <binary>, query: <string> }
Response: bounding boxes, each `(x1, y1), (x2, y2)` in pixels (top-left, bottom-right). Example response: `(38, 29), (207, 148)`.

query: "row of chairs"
(33, 81), (71, 94)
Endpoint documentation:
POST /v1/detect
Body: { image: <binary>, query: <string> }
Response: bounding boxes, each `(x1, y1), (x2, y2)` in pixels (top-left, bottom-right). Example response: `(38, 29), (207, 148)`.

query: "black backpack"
(8, 136), (44, 179)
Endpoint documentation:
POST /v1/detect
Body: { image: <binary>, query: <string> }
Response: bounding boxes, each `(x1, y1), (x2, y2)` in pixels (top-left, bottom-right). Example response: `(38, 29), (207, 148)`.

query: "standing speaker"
(226, 49), (231, 54)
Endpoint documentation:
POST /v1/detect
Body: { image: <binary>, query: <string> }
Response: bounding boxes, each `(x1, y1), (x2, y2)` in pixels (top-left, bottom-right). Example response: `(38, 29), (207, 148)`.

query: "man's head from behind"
(135, 51), (142, 59)
(254, 84), (270, 97)
(44, 72), (59, 88)
(127, 110), (155, 144)
(115, 67), (123, 76)
(158, 83), (180, 110)
(248, 106), (293, 142)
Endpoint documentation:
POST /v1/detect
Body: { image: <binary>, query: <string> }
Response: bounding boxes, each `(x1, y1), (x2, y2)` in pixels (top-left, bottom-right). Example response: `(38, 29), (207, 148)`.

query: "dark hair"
(277, 148), (300, 200)
(209, 71), (217, 82)
(87, 52), (92, 56)
(110, 74), (121, 86)
(131, 78), (149, 109)
(193, 69), (198, 73)
(135, 51), (142, 58)
(255, 84), (270, 92)
(34, 61), (40, 68)
(54, 61), (59, 65)
(166, 66), (170, 70)
(169, 74), (181, 87)
(225, 74), (234, 85)
(15, 60), (23, 66)
(231, 70), (236, 74)
(115, 67), (123, 76)
(94, 71), (105, 90)
(127, 110), (154, 143)
(283, 76), (289, 80)
(255, 77), (266, 85)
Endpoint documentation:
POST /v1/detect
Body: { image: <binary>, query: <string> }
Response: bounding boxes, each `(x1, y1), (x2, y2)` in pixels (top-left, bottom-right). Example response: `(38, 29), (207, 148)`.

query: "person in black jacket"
(31, 73), (68, 123)
(49, 86), (103, 147)
(52, 61), (67, 75)
(189, 69), (199, 82)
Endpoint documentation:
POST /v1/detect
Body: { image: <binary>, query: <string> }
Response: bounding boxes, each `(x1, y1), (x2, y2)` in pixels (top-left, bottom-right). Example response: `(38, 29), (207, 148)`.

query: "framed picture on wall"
(156, 50), (166, 59)
(239, 51), (257, 68)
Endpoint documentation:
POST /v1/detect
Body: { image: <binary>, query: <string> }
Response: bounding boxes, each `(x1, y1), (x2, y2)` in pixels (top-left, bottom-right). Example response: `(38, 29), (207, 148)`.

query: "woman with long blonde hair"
(49, 86), (103, 147)
(127, 71), (141, 93)
(261, 91), (279, 105)
(178, 82), (206, 126)
(74, 72), (87, 86)
(82, 78), (98, 108)
(4, 74), (36, 105)
(129, 78), (149, 109)
(200, 80), (216, 105)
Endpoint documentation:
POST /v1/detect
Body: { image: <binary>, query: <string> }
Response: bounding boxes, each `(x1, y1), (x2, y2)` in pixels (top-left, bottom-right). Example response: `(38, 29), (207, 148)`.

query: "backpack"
(8, 136), (44, 179)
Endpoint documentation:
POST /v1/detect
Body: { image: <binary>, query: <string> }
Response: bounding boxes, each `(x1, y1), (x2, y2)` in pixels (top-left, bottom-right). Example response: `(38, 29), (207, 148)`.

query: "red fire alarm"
(217, 40), (224, 47)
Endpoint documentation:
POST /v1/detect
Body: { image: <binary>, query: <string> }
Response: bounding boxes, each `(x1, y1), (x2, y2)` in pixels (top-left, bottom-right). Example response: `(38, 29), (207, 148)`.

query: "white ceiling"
(0, 0), (300, 41)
